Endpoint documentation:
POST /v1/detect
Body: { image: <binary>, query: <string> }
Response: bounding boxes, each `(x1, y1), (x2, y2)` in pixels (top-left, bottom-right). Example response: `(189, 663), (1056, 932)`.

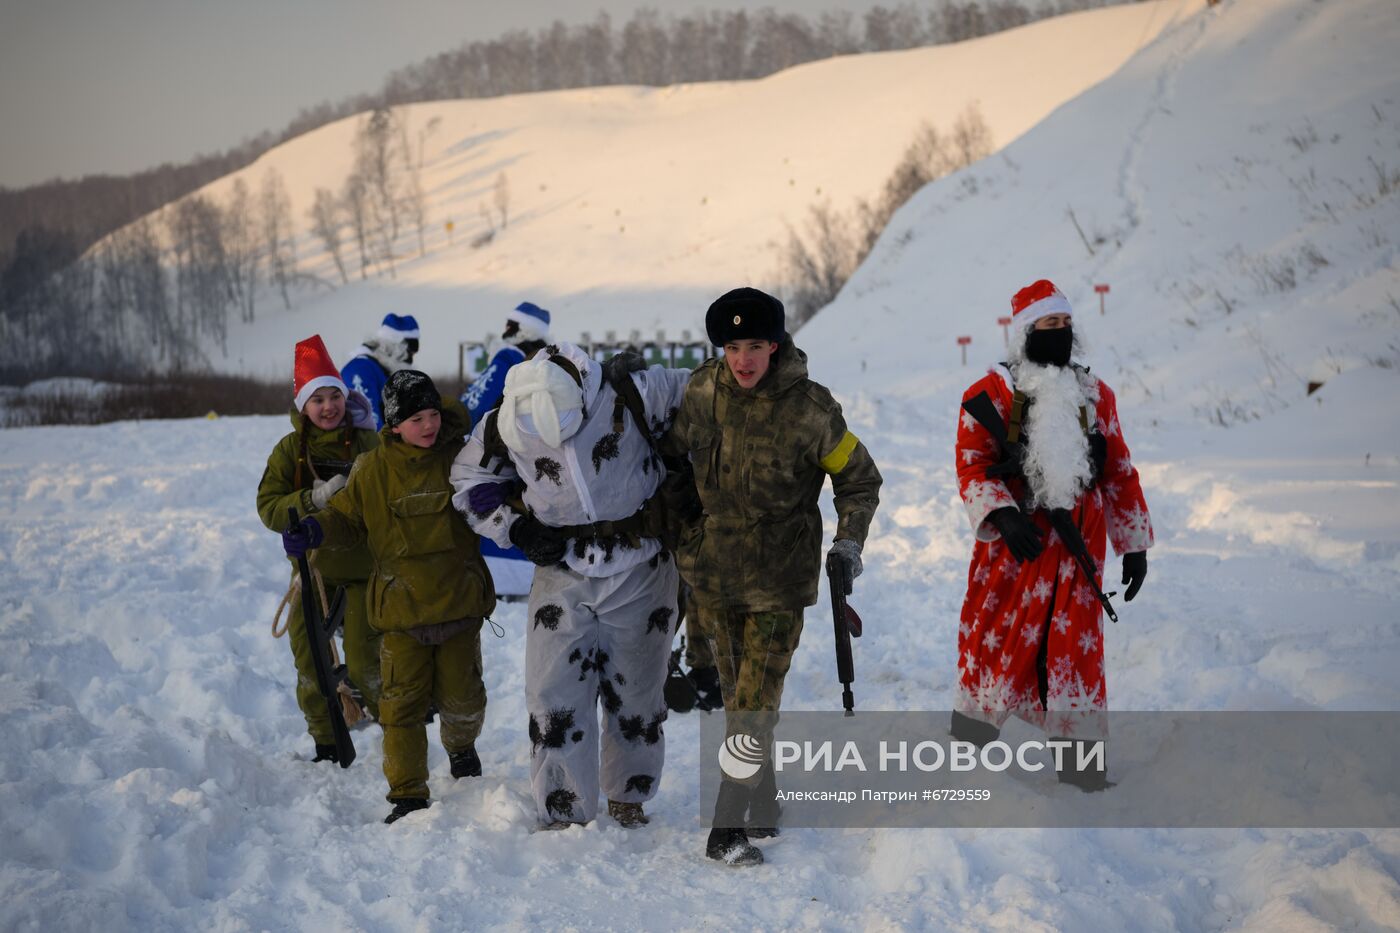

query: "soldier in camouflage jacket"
(665, 288), (881, 866)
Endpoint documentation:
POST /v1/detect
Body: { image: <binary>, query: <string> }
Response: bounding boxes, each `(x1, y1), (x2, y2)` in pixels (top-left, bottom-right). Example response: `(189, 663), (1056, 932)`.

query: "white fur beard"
(1016, 361), (1094, 511)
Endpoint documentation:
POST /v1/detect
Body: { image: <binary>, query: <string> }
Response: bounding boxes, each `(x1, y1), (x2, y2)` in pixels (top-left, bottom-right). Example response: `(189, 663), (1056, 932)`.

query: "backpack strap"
(607, 366), (658, 453)
(1007, 390), (1029, 445)
(477, 405), (510, 474)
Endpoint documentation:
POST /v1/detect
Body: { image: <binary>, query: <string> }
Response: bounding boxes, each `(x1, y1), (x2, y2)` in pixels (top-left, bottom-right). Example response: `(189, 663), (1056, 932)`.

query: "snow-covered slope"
(117, 1), (1189, 377)
(5, 1), (1400, 929)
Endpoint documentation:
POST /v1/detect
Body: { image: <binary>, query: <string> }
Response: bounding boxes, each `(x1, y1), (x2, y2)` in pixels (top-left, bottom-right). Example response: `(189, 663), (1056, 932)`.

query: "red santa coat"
(955, 365), (1153, 737)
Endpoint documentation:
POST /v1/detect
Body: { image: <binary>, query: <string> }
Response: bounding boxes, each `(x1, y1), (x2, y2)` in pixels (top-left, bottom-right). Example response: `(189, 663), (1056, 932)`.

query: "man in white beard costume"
(450, 343), (690, 827)
(952, 280), (1153, 790)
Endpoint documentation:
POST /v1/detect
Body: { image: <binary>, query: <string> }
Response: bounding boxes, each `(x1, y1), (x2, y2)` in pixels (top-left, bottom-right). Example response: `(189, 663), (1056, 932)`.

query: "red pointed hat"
(294, 335), (347, 411)
(1010, 279), (1073, 326)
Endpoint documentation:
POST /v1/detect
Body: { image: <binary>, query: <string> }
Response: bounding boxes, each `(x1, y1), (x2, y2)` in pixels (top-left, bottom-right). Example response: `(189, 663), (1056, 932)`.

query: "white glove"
(310, 472), (348, 510)
(828, 538), (864, 580)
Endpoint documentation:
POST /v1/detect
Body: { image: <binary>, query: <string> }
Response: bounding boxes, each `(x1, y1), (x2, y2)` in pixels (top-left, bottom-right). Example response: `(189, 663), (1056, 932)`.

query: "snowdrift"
(4, 1), (1400, 929)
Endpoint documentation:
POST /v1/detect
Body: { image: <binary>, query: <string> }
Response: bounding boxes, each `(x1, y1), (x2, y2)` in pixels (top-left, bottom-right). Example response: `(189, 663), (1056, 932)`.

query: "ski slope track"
(5, 1), (1400, 929)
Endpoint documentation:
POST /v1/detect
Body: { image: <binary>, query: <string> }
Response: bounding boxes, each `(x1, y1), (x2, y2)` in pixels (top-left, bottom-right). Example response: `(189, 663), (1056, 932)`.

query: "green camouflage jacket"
(315, 398), (496, 631)
(256, 409), (379, 582)
(666, 339), (881, 611)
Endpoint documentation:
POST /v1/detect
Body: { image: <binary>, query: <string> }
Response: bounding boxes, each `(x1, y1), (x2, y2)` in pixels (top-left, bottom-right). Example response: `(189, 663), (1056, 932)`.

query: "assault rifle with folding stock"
(826, 551), (864, 716)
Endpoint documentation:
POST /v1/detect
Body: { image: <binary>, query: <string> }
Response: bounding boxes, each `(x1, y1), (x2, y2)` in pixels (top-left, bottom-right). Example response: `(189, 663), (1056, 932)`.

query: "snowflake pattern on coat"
(954, 368), (1152, 738)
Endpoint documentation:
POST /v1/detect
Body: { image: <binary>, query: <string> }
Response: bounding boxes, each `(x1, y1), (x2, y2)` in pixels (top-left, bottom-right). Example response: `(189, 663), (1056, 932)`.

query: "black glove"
(1088, 433), (1108, 484)
(602, 350), (647, 384)
(509, 514), (568, 566)
(985, 440), (1026, 479)
(1121, 550), (1148, 601)
(987, 507), (1044, 563)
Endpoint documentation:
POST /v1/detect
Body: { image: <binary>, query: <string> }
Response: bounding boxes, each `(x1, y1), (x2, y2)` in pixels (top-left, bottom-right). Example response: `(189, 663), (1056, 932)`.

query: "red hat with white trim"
(293, 335), (348, 411)
(1010, 279), (1073, 327)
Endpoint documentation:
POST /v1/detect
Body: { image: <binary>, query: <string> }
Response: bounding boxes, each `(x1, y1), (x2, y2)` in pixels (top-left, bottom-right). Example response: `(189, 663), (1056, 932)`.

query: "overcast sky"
(0, 0), (888, 189)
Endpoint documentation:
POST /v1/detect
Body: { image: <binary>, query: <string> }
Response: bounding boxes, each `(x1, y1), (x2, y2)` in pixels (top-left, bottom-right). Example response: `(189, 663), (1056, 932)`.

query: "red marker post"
(957, 335), (972, 366)
(996, 316), (1012, 346)
(1094, 283), (1110, 315)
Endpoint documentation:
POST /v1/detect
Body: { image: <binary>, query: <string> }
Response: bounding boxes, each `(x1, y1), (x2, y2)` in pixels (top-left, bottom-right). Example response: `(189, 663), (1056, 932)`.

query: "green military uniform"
(667, 339), (881, 720)
(315, 398), (496, 801)
(257, 410), (382, 743)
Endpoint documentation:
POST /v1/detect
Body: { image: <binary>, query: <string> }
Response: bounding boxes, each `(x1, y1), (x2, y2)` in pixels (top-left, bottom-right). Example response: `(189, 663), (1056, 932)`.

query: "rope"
(270, 553), (366, 727)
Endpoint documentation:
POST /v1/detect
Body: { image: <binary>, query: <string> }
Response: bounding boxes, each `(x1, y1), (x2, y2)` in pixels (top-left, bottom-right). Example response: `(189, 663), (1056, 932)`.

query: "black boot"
(746, 759), (782, 838)
(384, 798), (430, 824)
(950, 711), (1000, 748)
(449, 744), (482, 779)
(312, 743), (339, 764)
(689, 665), (723, 712)
(1055, 738), (1112, 792)
(706, 779), (763, 866)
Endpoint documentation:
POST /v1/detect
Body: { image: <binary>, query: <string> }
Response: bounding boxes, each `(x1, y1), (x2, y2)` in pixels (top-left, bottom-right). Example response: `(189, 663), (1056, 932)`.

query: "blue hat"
(379, 313), (421, 341)
(506, 302), (551, 341)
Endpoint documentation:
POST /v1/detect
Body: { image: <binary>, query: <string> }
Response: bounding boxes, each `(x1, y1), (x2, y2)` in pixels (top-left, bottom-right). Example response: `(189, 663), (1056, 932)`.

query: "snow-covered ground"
(92, 1), (1191, 379)
(5, 0), (1400, 929)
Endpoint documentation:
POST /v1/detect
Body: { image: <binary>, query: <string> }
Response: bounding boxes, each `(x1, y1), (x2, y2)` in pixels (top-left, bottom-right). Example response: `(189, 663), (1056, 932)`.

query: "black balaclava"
(1024, 325), (1073, 367)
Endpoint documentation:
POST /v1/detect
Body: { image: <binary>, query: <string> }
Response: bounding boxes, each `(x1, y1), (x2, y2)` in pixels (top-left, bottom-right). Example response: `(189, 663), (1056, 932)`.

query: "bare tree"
(401, 115), (439, 259)
(223, 178), (260, 322)
(260, 168), (296, 309)
(308, 187), (349, 284)
(354, 108), (404, 277)
(341, 172), (374, 280)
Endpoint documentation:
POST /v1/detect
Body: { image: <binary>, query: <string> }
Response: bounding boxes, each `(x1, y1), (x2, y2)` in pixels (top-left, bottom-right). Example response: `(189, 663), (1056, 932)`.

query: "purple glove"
(468, 481), (512, 515)
(282, 515), (323, 558)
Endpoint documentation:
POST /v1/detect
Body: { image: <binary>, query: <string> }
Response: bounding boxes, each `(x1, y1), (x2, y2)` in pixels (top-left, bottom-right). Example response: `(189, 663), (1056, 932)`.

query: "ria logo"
(718, 732), (765, 781)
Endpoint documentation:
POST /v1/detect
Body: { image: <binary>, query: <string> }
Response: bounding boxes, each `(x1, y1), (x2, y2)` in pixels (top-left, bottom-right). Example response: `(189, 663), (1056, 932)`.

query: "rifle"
(287, 507), (357, 767)
(825, 551), (864, 717)
(960, 391), (1120, 624)
(309, 457), (355, 479)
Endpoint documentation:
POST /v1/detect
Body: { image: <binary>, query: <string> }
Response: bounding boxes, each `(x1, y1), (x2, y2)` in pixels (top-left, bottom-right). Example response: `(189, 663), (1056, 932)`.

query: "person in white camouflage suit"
(450, 342), (689, 828)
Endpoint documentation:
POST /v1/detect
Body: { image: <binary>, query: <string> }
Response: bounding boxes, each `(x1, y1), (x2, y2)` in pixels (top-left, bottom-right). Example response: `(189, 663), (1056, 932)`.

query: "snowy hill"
(5, 0), (1400, 929)
(104, 0), (1189, 378)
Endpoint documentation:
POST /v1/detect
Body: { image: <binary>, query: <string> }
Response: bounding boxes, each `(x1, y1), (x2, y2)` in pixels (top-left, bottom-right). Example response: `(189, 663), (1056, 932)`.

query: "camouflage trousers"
(525, 557), (678, 825)
(379, 623), (487, 801)
(286, 574), (381, 744)
(679, 584), (715, 670)
(697, 606), (804, 740)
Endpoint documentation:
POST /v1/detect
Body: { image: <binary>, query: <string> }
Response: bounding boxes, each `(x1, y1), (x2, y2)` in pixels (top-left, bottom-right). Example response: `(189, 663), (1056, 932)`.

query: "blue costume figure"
(341, 314), (420, 429)
(460, 301), (552, 598)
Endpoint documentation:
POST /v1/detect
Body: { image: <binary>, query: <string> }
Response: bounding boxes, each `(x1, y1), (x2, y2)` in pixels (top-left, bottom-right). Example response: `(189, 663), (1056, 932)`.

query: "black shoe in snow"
(1054, 738), (1114, 792)
(312, 743), (340, 764)
(706, 828), (764, 866)
(746, 823), (781, 839)
(689, 665), (723, 711)
(608, 800), (649, 827)
(949, 711), (1000, 748)
(449, 745), (482, 779)
(384, 798), (430, 824)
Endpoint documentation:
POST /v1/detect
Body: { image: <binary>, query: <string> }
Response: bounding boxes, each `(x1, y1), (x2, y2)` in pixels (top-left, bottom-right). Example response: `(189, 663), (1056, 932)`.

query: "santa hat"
(377, 313), (420, 344)
(1010, 279), (1073, 328)
(505, 302), (551, 343)
(293, 335), (348, 411)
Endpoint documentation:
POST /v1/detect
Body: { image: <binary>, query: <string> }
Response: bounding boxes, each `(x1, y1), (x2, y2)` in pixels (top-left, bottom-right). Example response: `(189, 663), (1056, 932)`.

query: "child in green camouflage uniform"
(257, 335), (382, 763)
(666, 288), (882, 865)
(282, 370), (497, 824)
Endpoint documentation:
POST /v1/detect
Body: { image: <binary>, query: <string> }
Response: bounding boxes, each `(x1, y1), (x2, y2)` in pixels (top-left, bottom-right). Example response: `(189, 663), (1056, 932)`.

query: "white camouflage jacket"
(449, 342), (689, 578)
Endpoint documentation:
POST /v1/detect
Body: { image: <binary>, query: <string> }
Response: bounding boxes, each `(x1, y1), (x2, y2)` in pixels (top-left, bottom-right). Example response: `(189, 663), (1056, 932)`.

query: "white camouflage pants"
(525, 553), (678, 824)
